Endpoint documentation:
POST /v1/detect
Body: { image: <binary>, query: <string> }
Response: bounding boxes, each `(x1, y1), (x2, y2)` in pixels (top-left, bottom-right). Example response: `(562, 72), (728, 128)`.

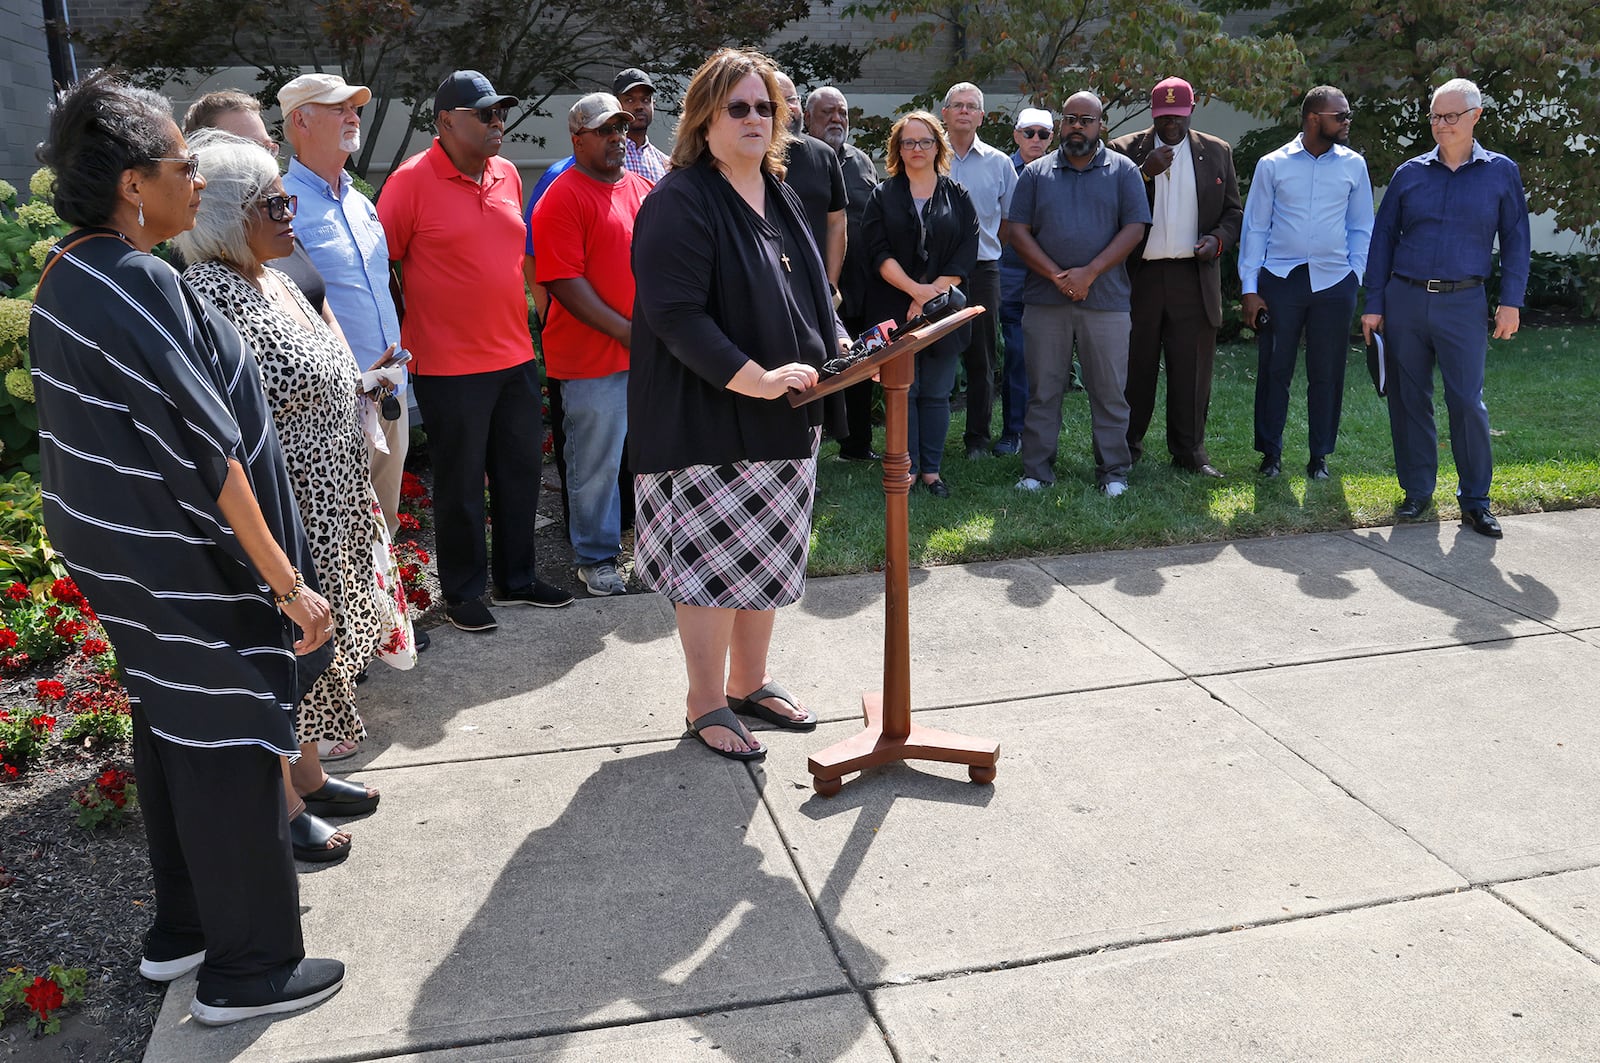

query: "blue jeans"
(558, 371), (628, 567)
(998, 298), (1028, 440)
(908, 344), (960, 475)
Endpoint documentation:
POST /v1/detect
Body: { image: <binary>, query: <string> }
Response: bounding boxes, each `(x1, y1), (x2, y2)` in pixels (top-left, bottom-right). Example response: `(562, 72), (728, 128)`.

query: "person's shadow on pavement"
(409, 745), (884, 1060)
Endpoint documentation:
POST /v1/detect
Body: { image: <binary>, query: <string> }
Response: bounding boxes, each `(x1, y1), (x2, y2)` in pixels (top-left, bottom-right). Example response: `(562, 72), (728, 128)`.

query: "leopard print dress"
(185, 259), (407, 747)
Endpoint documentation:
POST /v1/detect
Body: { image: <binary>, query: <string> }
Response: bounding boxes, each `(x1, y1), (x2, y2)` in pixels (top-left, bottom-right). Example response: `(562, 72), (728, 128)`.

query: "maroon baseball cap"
(1151, 77), (1195, 117)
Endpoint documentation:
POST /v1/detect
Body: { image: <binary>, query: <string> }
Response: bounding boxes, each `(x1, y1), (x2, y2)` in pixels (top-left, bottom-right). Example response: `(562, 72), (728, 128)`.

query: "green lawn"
(807, 325), (1600, 576)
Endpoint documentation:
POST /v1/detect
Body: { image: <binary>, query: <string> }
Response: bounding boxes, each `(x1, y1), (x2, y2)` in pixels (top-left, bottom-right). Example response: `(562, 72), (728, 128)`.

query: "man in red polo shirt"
(530, 93), (651, 598)
(379, 69), (574, 632)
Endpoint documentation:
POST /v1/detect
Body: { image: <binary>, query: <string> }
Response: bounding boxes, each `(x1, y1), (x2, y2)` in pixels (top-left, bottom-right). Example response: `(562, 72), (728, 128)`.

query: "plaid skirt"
(634, 429), (820, 610)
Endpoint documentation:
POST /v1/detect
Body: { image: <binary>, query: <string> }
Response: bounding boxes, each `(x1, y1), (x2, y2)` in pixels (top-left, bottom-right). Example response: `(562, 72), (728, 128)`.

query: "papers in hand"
(1365, 331), (1388, 397)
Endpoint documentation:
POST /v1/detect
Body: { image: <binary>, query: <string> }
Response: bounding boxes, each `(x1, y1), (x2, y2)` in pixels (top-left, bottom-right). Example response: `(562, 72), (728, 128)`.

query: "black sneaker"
(190, 958), (345, 1026)
(139, 927), (206, 982)
(414, 627), (431, 653)
(491, 579), (574, 608)
(446, 599), (498, 632)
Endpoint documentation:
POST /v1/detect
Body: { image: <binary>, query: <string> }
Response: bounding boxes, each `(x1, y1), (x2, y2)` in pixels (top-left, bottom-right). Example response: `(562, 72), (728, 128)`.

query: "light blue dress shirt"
(949, 137), (1018, 262)
(282, 158), (405, 393)
(1238, 134), (1374, 295)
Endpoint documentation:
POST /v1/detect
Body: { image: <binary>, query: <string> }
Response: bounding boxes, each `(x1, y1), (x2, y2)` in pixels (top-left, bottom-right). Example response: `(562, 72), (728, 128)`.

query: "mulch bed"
(0, 441), (589, 1060)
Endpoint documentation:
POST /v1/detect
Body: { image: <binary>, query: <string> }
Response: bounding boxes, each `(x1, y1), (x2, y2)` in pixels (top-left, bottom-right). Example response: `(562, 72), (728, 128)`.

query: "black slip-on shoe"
(190, 958), (345, 1026)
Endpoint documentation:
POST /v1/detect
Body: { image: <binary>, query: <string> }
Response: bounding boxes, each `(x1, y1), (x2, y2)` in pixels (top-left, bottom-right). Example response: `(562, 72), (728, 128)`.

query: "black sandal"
(685, 706), (767, 761)
(300, 775), (380, 818)
(729, 681), (817, 731)
(290, 811), (352, 863)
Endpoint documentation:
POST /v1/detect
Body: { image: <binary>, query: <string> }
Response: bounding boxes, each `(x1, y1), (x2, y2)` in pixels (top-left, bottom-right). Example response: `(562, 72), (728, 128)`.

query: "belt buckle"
(1425, 279), (1445, 293)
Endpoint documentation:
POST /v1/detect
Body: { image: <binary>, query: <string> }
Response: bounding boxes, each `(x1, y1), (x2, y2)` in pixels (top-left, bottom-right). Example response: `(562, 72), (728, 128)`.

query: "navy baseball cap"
(435, 70), (519, 114)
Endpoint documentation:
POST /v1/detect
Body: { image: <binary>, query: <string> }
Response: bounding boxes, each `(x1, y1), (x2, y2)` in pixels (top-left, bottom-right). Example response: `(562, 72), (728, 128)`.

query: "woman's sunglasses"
(724, 99), (777, 119)
(252, 194), (298, 222)
(152, 154), (201, 181)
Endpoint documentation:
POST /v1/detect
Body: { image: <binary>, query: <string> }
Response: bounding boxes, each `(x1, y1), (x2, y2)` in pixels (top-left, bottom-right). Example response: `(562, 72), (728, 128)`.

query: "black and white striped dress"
(29, 231), (318, 755)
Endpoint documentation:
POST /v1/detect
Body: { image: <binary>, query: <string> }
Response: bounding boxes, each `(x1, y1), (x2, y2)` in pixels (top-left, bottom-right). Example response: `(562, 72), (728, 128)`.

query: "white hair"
(1432, 78), (1482, 111)
(805, 85), (846, 114)
(943, 82), (983, 110)
(174, 129), (280, 268)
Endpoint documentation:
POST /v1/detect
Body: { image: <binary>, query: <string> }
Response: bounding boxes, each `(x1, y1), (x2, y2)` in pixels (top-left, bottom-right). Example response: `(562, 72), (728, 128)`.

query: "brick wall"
(1, 0), (55, 190)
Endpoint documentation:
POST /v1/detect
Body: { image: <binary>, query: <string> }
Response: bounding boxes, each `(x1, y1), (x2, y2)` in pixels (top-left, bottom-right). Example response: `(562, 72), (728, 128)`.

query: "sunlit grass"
(807, 325), (1600, 576)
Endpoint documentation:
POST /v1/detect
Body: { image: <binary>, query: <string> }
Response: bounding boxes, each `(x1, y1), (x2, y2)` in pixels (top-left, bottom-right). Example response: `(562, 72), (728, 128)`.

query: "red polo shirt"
(378, 139), (533, 377)
(530, 166), (651, 380)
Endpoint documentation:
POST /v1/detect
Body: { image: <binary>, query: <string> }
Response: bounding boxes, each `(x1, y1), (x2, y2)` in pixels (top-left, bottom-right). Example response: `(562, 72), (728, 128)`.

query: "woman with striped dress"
(28, 70), (344, 1025)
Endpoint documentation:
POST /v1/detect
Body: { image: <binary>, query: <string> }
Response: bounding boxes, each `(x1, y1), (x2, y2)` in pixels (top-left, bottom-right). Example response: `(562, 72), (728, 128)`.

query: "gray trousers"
(1021, 302), (1132, 485)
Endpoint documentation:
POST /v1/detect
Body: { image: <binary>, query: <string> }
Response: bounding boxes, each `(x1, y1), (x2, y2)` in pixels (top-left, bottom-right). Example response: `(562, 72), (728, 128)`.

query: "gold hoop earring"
(137, 201), (145, 227)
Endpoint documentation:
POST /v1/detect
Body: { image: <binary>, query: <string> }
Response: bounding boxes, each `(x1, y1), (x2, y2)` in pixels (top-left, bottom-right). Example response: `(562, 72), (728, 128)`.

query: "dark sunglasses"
(1018, 128), (1050, 140)
(456, 105), (510, 124)
(252, 194), (298, 222)
(724, 99), (777, 119)
(1314, 110), (1355, 122)
(152, 154), (201, 181)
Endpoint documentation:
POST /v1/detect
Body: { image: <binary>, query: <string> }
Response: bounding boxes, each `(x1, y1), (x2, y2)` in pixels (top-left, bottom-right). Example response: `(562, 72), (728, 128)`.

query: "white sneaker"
(577, 561), (626, 597)
(1101, 481), (1128, 498)
(1015, 477), (1045, 492)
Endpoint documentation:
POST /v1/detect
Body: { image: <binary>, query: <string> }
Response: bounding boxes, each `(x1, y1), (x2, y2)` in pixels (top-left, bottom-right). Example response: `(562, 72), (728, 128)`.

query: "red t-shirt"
(529, 167), (651, 380)
(377, 139), (533, 377)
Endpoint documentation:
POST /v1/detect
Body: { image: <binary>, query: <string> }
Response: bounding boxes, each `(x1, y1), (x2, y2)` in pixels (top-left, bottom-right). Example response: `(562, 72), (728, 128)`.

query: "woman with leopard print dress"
(178, 130), (415, 861)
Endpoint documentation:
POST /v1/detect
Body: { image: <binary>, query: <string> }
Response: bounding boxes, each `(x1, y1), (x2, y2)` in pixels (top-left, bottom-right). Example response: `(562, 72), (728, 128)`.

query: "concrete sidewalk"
(146, 510), (1600, 1062)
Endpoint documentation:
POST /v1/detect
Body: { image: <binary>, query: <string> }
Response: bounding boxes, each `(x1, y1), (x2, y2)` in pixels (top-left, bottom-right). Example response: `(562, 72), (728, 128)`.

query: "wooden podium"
(789, 307), (1000, 796)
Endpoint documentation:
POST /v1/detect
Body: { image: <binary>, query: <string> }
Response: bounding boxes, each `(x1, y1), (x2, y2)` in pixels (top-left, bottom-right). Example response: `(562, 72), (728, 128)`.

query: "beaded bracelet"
(273, 568), (305, 607)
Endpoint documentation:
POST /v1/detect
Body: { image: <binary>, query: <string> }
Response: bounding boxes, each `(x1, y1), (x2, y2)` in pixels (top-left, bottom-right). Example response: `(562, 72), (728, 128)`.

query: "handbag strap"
(36, 230), (133, 291)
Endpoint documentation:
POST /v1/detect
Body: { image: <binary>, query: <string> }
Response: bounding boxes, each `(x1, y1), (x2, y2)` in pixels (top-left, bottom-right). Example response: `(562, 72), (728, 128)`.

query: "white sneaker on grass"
(1101, 481), (1128, 498)
(1015, 477), (1045, 492)
(578, 561), (626, 596)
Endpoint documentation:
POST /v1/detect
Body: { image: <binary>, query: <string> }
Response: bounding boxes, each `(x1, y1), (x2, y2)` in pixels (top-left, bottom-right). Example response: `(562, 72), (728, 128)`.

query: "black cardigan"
(628, 157), (846, 474)
(860, 173), (979, 358)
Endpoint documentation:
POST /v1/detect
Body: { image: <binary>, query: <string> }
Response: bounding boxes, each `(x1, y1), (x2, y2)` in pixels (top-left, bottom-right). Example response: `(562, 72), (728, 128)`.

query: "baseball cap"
(278, 73), (372, 115)
(435, 70), (519, 115)
(613, 68), (654, 96)
(1151, 77), (1195, 117)
(569, 92), (632, 134)
(1016, 107), (1053, 130)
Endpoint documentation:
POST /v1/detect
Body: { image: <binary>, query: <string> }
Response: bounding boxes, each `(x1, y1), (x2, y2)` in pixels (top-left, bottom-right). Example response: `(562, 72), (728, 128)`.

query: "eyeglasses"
(152, 155), (201, 181)
(899, 137), (936, 151)
(251, 194), (298, 222)
(944, 101), (983, 112)
(1018, 128), (1050, 140)
(456, 105), (510, 124)
(1060, 114), (1100, 127)
(724, 99), (777, 119)
(1313, 111), (1354, 122)
(1429, 108), (1475, 126)
(582, 120), (630, 137)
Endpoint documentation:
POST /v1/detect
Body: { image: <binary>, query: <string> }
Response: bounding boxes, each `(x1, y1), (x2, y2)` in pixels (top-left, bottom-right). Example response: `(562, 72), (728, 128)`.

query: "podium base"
(807, 692), (1000, 796)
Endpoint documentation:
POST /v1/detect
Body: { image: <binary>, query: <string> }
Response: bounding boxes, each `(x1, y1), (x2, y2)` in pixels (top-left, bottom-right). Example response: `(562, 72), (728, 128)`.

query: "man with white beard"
(279, 74), (410, 539)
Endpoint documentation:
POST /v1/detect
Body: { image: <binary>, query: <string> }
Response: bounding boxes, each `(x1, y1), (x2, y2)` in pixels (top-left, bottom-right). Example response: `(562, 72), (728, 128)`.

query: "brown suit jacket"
(1108, 128), (1243, 328)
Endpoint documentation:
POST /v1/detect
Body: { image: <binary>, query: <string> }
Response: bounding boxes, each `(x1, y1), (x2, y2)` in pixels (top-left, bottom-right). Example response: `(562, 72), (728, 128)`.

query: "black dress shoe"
(1462, 508), (1503, 538)
(1258, 455), (1282, 478)
(1395, 496), (1434, 521)
(921, 478), (952, 498)
(838, 448), (881, 462)
(1307, 456), (1330, 480)
(964, 445), (989, 460)
(1193, 463), (1225, 479)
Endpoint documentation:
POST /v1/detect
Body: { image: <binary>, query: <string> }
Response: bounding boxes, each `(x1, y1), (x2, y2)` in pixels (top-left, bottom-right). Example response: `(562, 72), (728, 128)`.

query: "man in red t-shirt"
(530, 92), (652, 597)
(379, 70), (574, 632)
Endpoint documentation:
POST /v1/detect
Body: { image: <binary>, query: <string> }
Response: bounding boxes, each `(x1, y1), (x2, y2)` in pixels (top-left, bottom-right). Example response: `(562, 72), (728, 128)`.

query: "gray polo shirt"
(1008, 142), (1151, 310)
(949, 137), (1018, 262)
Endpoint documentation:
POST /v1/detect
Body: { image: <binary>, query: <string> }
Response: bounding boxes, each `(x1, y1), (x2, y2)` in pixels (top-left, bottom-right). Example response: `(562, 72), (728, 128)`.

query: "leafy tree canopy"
(81, 0), (862, 177)
(1208, 0), (1600, 241)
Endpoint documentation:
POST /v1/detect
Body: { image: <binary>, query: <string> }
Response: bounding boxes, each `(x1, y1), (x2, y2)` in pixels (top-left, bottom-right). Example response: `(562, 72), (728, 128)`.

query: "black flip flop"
(300, 775), (380, 818)
(729, 681), (817, 732)
(290, 811), (352, 863)
(685, 706), (766, 761)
